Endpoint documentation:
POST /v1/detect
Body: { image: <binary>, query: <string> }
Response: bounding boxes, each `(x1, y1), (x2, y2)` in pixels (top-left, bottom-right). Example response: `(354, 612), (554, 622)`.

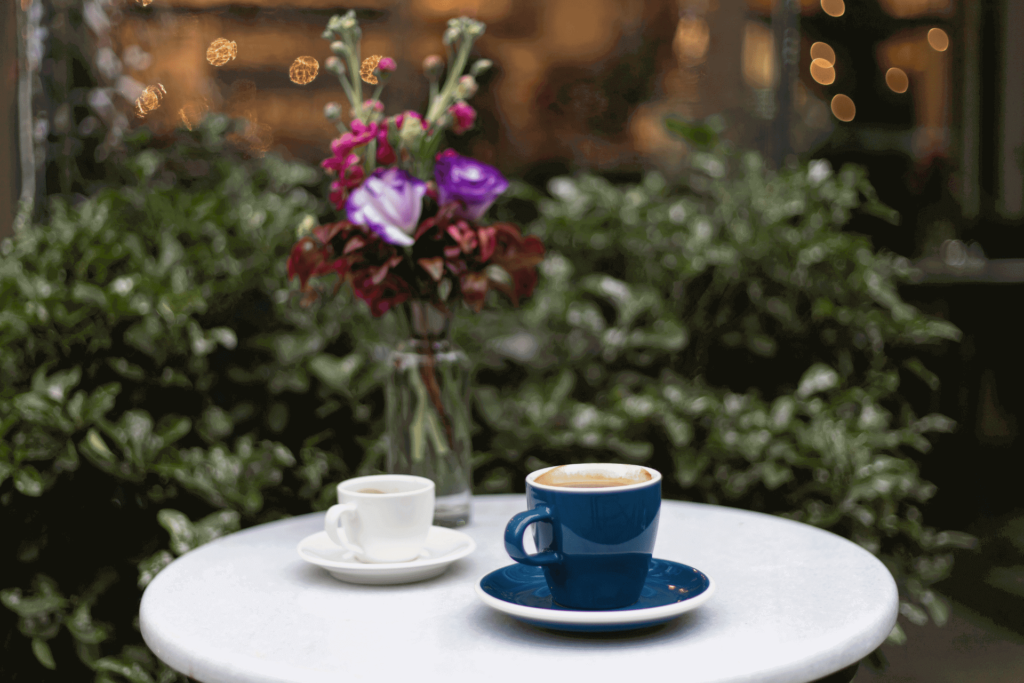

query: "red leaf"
(460, 271), (489, 313)
(344, 235), (366, 254)
(418, 257), (445, 282)
(477, 226), (496, 263)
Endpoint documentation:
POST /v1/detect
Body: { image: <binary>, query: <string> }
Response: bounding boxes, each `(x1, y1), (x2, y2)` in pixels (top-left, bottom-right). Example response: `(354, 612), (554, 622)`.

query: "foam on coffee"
(534, 465), (652, 489)
(357, 488), (387, 494)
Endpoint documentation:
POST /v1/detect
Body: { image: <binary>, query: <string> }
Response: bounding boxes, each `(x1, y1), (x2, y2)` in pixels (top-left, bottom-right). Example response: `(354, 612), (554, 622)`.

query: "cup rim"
(526, 464), (661, 492)
(337, 474), (435, 498)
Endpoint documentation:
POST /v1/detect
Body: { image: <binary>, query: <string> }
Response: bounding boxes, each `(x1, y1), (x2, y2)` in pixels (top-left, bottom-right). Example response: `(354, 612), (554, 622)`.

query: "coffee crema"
(534, 466), (652, 489)
(356, 488), (387, 494)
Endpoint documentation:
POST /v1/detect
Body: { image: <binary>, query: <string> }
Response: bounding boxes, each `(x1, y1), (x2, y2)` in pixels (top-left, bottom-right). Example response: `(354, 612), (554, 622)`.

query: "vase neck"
(402, 300), (453, 343)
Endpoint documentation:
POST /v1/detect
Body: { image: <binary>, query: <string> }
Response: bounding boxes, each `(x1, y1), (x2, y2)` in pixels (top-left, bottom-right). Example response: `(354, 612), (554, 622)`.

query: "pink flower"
(327, 153), (366, 210)
(378, 57), (397, 72)
(375, 111), (428, 165)
(449, 102), (476, 135)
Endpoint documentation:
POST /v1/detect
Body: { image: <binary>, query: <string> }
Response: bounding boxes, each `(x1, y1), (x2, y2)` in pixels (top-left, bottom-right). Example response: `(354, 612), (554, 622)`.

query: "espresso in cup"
(534, 465), (652, 488)
(505, 463), (661, 610)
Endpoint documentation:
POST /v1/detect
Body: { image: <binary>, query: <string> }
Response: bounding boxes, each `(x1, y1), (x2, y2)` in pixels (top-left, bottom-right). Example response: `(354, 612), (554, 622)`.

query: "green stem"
(427, 38), (472, 124)
(344, 45), (364, 120)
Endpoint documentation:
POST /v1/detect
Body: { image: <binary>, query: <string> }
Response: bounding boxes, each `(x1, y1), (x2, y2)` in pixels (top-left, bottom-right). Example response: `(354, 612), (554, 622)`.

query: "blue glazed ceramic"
(504, 464), (661, 610)
(475, 559), (714, 632)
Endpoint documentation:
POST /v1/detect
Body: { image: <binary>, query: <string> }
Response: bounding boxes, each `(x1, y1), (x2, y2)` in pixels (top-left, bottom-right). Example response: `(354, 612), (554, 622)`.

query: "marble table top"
(140, 494), (897, 683)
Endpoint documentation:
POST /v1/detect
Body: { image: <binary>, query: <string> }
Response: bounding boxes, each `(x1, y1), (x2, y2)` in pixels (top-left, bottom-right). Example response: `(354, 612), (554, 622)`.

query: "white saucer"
(297, 526), (475, 585)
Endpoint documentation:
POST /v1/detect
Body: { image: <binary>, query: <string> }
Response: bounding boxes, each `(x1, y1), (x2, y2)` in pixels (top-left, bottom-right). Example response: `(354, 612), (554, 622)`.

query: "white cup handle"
(325, 503), (364, 556)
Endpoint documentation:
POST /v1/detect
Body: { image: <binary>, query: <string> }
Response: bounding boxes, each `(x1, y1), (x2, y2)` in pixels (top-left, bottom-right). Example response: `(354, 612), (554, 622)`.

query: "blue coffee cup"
(504, 464), (661, 610)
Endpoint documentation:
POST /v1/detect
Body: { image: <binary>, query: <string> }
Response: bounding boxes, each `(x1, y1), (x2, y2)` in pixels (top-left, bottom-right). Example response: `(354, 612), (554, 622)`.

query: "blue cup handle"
(504, 505), (562, 566)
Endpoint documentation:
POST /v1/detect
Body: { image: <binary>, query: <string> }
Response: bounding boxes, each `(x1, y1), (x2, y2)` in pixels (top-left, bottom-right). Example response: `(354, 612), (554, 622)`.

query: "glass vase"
(385, 300), (472, 527)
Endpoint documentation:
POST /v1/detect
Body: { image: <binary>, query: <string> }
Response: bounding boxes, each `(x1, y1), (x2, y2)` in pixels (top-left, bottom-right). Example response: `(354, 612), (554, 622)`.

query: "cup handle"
(325, 503), (365, 557)
(504, 505), (562, 566)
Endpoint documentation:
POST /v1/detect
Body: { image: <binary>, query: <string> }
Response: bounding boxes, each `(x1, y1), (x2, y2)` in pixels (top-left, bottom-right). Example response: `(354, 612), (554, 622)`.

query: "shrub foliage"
(1, 120), (972, 681)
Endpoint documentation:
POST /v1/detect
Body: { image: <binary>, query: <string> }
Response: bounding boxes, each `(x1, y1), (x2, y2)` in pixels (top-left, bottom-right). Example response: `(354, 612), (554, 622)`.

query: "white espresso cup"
(324, 474), (435, 563)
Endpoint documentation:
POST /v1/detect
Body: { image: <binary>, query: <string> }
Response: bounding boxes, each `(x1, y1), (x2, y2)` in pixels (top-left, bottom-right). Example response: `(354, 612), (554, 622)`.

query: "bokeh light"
(360, 55), (382, 85)
(742, 21), (776, 89)
(830, 94), (856, 122)
(810, 58), (836, 85)
(135, 84), (166, 118)
(179, 100), (210, 131)
(821, 0), (845, 17)
(206, 38), (238, 67)
(927, 28), (949, 51)
(673, 17), (711, 66)
(289, 57), (319, 85)
(809, 42), (836, 66)
(136, 0), (152, 5)
(885, 67), (909, 93)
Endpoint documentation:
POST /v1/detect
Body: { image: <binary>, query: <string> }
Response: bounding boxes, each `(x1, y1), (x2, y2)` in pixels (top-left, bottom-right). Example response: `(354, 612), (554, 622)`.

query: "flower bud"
(399, 114), (425, 146)
(326, 14), (346, 35)
(442, 27), (459, 46)
(323, 102), (342, 120)
(455, 74), (477, 99)
(422, 55), (444, 81)
(463, 19), (485, 38)
(363, 99), (385, 113)
(325, 56), (344, 74)
(470, 59), (493, 77)
(330, 41), (346, 56)
(339, 11), (357, 30)
(296, 214), (317, 239)
(378, 56), (397, 72)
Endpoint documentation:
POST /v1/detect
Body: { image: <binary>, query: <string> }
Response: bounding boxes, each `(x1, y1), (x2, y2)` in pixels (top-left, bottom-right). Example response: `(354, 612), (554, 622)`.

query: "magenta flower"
(434, 149), (508, 221)
(449, 102), (476, 134)
(378, 56), (397, 72)
(346, 167), (427, 247)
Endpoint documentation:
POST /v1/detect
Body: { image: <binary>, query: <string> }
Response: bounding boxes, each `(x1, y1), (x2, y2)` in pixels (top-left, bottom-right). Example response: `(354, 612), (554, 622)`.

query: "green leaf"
(797, 363), (839, 398)
(32, 638), (56, 670)
(157, 509), (196, 556)
(308, 352), (363, 393)
(94, 657), (156, 683)
(137, 551), (175, 589)
(80, 429), (118, 471)
(14, 466), (45, 497)
(886, 622), (906, 645)
(664, 117), (718, 148)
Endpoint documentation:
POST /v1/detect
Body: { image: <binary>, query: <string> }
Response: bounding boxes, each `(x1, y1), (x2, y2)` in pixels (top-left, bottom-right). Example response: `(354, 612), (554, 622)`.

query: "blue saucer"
(475, 559), (715, 632)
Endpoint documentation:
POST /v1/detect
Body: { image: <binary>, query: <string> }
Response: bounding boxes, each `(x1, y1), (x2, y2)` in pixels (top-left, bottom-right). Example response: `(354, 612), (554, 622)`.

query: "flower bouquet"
(287, 13), (544, 526)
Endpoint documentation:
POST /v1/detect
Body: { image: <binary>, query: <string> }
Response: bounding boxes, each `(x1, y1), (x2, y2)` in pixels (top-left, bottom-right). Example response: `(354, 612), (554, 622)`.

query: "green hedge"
(1, 118), (972, 681)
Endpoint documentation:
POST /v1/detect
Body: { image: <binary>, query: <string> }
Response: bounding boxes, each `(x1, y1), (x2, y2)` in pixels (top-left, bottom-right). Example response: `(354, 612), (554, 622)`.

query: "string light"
(206, 38), (238, 67)
(289, 57), (319, 85)
(830, 94), (856, 122)
(179, 100), (210, 130)
(885, 67), (909, 93)
(360, 55), (382, 84)
(135, 84), (166, 118)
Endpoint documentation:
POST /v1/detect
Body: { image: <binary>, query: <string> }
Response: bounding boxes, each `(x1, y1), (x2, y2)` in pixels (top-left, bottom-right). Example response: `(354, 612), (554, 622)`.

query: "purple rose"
(434, 150), (509, 222)
(346, 167), (427, 247)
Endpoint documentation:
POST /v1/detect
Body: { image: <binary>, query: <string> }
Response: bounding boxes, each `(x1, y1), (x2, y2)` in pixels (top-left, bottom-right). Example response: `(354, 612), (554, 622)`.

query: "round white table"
(140, 495), (897, 683)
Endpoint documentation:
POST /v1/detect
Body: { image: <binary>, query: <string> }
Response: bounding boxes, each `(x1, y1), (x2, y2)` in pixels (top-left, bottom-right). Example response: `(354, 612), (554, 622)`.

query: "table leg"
(809, 661), (859, 683)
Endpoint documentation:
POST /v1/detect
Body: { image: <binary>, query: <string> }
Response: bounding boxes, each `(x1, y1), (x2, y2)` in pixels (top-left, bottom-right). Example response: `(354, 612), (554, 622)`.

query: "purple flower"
(346, 167), (427, 247)
(434, 150), (509, 222)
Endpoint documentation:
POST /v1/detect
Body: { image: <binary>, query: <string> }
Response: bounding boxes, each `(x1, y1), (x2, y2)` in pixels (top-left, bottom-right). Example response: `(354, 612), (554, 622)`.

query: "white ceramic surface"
(325, 474), (434, 563)
(140, 496), (898, 683)
(298, 526), (475, 585)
